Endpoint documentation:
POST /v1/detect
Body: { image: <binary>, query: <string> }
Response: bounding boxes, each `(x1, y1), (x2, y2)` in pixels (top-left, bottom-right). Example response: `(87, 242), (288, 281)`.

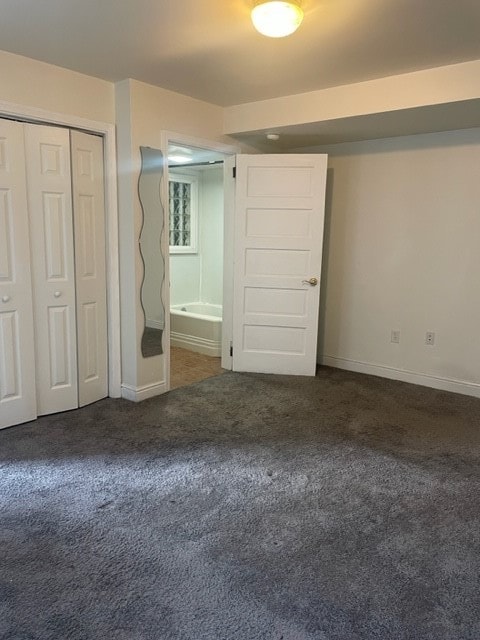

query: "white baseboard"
(121, 381), (168, 402)
(171, 331), (221, 357)
(146, 319), (164, 330)
(320, 355), (480, 399)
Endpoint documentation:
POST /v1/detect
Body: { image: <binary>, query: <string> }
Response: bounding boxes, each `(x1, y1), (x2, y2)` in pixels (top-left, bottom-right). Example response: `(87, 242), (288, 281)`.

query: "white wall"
(169, 166), (224, 307)
(0, 50), (114, 123)
(115, 79), (242, 396)
(199, 166), (224, 305)
(224, 60), (480, 136)
(169, 252), (201, 307)
(169, 169), (202, 307)
(314, 128), (480, 396)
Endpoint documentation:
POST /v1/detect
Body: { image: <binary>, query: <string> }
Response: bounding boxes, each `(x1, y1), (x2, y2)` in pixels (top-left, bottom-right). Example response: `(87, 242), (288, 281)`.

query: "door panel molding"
(0, 311), (21, 400)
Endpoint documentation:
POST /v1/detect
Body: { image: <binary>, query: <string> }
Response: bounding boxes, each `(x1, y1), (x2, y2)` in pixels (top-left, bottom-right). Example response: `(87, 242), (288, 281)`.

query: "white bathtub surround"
(170, 303), (222, 357)
(169, 166), (224, 307)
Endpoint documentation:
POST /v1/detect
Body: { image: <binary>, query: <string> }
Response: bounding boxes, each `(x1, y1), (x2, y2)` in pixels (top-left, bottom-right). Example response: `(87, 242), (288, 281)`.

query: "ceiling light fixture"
(251, 0), (304, 38)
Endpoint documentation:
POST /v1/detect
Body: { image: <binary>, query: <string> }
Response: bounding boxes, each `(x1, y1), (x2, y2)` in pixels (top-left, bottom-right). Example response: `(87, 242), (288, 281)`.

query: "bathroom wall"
(170, 165), (224, 307)
(199, 166), (224, 305)
(169, 168), (202, 307)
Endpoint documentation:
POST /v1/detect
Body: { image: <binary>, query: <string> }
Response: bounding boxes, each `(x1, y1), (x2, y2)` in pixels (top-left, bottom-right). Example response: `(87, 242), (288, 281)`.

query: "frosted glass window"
(169, 173), (198, 253)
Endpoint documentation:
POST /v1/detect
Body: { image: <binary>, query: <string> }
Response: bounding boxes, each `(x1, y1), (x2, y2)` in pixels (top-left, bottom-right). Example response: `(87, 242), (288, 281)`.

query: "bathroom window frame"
(169, 171), (199, 254)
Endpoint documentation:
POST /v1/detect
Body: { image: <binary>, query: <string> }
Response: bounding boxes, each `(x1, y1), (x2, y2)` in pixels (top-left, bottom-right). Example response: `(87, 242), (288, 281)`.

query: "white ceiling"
(0, 0), (480, 107)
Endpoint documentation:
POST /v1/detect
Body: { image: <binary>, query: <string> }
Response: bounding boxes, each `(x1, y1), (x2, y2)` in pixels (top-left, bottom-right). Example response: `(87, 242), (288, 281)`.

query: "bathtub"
(170, 303), (222, 357)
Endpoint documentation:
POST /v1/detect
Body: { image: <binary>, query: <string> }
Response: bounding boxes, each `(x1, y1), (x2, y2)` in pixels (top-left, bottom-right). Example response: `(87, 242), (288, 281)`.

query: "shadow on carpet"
(1, 367), (479, 640)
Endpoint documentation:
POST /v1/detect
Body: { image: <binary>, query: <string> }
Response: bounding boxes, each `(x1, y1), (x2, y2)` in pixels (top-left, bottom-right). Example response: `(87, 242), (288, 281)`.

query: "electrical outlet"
(391, 330), (400, 344)
(425, 331), (435, 346)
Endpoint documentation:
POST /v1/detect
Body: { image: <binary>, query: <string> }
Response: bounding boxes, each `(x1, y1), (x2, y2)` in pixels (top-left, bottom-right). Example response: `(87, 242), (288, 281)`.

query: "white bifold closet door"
(0, 119), (37, 427)
(24, 125), (108, 416)
(70, 131), (108, 408)
(25, 124), (79, 415)
(0, 120), (107, 428)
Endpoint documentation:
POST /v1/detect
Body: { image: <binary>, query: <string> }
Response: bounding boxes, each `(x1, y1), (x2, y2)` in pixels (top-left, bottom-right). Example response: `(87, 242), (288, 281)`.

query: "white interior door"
(24, 123), (78, 415)
(232, 154), (328, 376)
(0, 119), (37, 429)
(71, 131), (108, 407)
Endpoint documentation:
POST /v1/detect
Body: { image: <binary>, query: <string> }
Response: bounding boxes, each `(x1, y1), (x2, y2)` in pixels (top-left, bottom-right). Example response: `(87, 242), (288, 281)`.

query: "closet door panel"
(71, 131), (108, 406)
(24, 124), (78, 416)
(0, 119), (36, 429)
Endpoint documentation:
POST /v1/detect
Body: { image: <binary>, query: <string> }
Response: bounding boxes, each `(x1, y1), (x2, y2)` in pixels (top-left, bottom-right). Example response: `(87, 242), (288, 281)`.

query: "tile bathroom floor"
(170, 346), (225, 390)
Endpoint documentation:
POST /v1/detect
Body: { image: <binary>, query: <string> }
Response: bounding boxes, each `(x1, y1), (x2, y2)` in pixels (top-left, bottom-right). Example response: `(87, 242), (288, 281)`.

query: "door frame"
(160, 131), (239, 389)
(0, 99), (121, 398)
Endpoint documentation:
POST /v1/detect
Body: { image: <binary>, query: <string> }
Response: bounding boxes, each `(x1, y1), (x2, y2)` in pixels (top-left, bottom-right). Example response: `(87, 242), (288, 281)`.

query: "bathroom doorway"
(166, 140), (233, 389)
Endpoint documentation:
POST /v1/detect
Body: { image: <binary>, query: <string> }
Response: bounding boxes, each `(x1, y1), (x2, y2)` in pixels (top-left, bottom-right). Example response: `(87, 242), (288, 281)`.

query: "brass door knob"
(302, 277), (318, 286)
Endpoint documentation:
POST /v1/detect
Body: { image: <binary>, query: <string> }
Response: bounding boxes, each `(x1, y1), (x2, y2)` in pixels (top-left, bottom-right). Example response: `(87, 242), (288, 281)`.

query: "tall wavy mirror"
(139, 146), (165, 358)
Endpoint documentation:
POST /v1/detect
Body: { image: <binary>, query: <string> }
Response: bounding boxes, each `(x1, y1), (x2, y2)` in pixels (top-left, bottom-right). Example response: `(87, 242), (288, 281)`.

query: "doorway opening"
(167, 142), (230, 390)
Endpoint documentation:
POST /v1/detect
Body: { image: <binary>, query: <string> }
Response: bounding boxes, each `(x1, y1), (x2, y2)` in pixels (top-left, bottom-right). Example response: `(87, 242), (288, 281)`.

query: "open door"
(232, 154), (328, 376)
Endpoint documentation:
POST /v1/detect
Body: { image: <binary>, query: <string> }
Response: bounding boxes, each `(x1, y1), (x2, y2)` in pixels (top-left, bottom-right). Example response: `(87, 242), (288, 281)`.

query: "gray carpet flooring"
(1, 367), (479, 640)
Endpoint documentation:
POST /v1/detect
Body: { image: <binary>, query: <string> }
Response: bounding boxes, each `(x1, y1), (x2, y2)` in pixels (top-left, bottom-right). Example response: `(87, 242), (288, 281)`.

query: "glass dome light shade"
(251, 1), (304, 38)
